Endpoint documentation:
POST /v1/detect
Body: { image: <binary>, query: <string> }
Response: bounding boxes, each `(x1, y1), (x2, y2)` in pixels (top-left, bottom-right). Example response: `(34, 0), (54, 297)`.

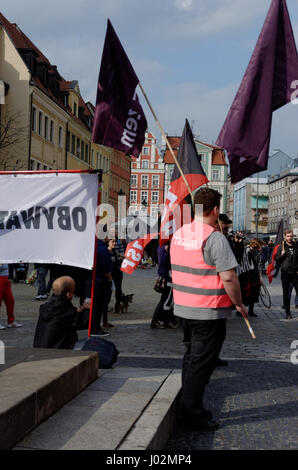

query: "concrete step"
(0, 347), (98, 450)
(14, 367), (181, 450)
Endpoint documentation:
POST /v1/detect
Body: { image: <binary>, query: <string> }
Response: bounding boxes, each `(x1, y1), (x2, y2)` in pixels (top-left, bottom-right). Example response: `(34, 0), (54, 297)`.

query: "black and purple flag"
(160, 119), (208, 242)
(92, 19), (147, 157)
(216, 0), (298, 184)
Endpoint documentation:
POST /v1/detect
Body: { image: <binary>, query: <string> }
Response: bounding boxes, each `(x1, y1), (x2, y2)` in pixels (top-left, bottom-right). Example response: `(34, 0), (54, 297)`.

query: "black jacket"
(33, 295), (78, 349)
(275, 242), (298, 274)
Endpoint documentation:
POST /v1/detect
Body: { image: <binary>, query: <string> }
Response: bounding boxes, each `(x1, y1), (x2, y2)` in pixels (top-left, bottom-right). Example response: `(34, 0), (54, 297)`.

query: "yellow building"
(0, 13), (115, 207)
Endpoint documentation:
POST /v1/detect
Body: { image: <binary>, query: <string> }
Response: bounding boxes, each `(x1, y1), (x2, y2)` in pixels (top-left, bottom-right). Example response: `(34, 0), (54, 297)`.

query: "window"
(38, 112), (43, 136)
(141, 175), (148, 186)
(32, 106), (36, 132)
(131, 174), (137, 186)
(76, 137), (80, 158)
(152, 191), (159, 203)
(85, 144), (89, 163)
(143, 147), (149, 155)
(130, 190), (137, 202)
(141, 191), (148, 203)
(71, 134), (75, 154)
(81, 142), (85, 161)
(50, 120), (54, 142)
(151, 207), (158, 218)
(44, 116), (49, 140)
(212, 169), (221, 181)
(142, 160), (149, 169)
(29, 159), (35, 170)
(59, 126), (63, 147)
(152, 175), (159, 186)
(36, 161), (41, 171)
(73, 102), (77, 116)
(91, 149), (95, 167)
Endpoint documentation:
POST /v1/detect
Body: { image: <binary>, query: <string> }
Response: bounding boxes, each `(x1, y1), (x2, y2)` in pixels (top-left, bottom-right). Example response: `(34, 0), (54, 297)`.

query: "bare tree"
(0, 109), (29, 170)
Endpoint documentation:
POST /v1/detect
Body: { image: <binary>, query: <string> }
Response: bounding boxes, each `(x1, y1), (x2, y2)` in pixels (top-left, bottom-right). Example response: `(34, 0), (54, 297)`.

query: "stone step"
(14, 367), (181, 450)
(0, 347), (98, 450)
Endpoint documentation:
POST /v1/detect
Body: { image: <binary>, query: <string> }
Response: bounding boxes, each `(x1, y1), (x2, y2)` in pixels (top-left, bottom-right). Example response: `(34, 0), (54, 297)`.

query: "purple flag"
(216, 0), (298, 184)
(92, 19), (147, 157)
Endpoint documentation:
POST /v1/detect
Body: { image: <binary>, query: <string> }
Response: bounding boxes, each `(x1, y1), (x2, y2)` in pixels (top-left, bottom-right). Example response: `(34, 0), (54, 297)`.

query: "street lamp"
(118, 189), (126, 238)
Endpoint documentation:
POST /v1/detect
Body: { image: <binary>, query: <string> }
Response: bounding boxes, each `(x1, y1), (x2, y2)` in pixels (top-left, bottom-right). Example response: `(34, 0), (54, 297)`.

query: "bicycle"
(259, 282), (271, 309)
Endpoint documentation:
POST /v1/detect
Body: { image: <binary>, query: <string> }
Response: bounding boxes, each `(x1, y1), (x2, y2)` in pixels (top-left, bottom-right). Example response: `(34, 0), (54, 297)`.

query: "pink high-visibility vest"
(171, 220), (233, 310)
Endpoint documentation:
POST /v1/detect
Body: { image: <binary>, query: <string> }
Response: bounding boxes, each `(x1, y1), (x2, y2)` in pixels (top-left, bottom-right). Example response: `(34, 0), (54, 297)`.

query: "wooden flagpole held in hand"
(138, 81), (194, 206)
(243, 315), (256, 339)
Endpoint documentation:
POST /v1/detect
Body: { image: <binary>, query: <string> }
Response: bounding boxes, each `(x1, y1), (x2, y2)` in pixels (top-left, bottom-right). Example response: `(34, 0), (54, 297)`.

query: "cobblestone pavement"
(0, 267), (297, 450)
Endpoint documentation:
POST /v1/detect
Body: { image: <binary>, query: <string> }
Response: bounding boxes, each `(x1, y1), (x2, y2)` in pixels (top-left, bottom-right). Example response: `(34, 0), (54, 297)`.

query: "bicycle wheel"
(259, 283), (271, 309)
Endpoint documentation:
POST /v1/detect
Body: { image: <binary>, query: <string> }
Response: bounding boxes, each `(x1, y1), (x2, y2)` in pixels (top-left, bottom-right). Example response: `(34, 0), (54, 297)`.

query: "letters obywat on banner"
(0, 173), (98, 270)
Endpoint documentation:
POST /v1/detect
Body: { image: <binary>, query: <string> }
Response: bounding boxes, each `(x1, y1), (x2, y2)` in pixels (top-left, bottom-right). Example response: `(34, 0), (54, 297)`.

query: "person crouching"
(33, 276), (80, 349)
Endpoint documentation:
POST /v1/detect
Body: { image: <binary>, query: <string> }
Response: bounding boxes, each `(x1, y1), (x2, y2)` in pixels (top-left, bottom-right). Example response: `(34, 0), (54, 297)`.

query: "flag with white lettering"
(160, 119), (208, 243)
(0, 173), (98, 270)
(92, 19), (147, 157)
(121, 232), (158, 274)
(120, 217), (159, 274)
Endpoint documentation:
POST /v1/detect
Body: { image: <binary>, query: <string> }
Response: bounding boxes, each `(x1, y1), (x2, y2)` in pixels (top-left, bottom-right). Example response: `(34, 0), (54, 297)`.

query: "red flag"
(160, 119), (208, 243)
(267, 220), (284, 283)
(121, 232), (158, 274)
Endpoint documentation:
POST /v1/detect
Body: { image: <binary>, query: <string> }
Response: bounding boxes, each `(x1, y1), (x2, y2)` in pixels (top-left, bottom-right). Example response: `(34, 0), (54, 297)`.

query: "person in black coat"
(33, 276), (84, 349)
(275, 230), (298, 319)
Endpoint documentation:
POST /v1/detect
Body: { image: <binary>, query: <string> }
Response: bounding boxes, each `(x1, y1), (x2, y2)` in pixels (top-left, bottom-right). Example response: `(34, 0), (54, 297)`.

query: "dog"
(114, 294), (134, 313)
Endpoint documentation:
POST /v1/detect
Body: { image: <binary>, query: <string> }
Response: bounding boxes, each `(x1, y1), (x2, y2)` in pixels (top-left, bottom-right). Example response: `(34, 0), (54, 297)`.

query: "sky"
(2, 0), (298, 158)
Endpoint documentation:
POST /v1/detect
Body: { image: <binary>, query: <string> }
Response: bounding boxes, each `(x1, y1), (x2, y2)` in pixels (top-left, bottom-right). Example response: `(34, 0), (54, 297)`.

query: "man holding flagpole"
(171, 187), (248, 432)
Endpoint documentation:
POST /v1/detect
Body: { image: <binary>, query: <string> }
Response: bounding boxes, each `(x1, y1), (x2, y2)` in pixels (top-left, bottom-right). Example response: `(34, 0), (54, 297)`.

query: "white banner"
(0, 173), (98, 270)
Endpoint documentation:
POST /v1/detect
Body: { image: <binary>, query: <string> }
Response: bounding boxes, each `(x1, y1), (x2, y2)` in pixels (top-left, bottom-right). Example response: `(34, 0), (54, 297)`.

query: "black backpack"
(74, 336), (119, 369)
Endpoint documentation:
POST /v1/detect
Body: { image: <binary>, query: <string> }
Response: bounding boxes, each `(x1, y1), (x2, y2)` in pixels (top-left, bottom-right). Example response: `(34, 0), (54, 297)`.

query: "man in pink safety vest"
(171, 187), (248, 432)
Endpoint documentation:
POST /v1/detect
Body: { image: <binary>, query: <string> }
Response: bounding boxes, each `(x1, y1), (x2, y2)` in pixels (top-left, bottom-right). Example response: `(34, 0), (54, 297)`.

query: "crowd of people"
(0, 186), (297, 433)
(0, 232), (127, 338)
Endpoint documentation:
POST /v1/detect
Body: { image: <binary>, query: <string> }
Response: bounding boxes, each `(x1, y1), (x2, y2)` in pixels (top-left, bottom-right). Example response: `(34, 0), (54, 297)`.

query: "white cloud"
(174, 0), (194, 11)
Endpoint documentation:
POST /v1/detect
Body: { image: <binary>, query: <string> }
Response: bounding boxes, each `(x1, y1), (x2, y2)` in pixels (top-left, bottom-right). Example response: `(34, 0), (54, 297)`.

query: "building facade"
(267, 168), (298, 236)
(163, 137), (229, 213)
(233, 178), (269, 235)
(0, 13), (130, 208)
(129, 132), (165, 219)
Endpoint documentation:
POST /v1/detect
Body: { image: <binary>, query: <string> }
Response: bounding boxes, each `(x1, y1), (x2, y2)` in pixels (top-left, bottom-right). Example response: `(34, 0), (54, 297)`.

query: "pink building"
(129, 132), (165, 219)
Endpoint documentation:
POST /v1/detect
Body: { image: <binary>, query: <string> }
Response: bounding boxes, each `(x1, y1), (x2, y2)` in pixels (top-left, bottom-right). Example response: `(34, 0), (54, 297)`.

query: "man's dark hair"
(194, 187), (222, 215)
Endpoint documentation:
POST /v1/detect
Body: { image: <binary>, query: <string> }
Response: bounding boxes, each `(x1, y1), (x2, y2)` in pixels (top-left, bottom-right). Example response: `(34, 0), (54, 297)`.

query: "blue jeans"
(37, 266), (54, 295)
(289, 282), (298, 306)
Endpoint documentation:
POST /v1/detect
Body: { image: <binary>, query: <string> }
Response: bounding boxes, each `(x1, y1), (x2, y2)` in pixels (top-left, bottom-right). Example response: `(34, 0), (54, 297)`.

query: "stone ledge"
(118, 370), (181, 450)
(0, 348), (98, 450)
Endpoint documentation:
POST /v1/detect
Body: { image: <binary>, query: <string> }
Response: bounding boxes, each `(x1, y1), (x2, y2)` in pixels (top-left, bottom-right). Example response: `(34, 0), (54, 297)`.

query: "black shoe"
(282, 305), (286, 309)
(249, 312), (258, 317)
(91, 328), (110, 337)
(151, 321), (166, 329)
(295, 305), (298, 309)
(216, 358), (229, 367)
(286, 312), (292, 320)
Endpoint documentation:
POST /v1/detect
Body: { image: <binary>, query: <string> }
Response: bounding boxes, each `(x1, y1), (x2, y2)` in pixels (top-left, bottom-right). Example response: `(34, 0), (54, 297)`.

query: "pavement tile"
(3, 269), (298, 450)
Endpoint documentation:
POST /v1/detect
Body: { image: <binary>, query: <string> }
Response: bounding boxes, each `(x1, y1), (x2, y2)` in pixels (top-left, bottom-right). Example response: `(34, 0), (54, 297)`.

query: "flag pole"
(138, 81), (194, 206)
(243, 316), (256, 339)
